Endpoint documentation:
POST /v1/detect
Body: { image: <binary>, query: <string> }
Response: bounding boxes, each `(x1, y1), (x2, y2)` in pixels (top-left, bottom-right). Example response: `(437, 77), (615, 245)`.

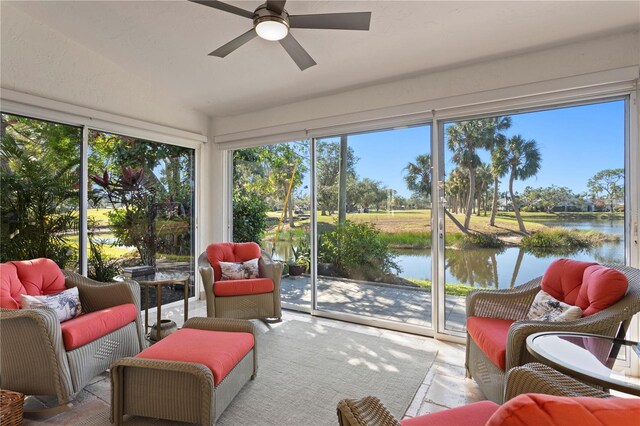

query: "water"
(396, 219), (624, 288)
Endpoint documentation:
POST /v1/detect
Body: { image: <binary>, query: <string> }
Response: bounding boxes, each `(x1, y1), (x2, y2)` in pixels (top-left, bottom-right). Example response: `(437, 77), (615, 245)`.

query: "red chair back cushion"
(206, 242), (262, 281)
(401, 400), (499, 426)
(575, 265), (628, 316)
(0, 258), (66, 309)
(540, 259), (596, 305)
(486, 393), (640, 426)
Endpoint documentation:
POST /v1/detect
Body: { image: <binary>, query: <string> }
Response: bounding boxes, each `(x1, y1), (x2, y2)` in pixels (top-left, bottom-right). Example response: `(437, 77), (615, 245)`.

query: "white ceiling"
(5, 1), (640, 118)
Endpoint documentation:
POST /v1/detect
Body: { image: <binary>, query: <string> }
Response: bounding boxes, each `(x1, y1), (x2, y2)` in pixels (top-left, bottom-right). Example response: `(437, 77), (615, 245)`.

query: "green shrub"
(233, 192), (270, 244)
(87, 237), (122, 282)
(455, 233), (504, 249)
(318, 220), (400, 280)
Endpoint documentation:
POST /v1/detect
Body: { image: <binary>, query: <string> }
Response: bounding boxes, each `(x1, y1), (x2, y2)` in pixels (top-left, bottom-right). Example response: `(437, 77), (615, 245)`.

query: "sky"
(339, 99), (625, 198)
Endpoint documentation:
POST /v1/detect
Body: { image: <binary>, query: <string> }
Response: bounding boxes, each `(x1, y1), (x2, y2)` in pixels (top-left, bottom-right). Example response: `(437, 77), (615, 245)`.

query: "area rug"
(80, 320), (437, 426)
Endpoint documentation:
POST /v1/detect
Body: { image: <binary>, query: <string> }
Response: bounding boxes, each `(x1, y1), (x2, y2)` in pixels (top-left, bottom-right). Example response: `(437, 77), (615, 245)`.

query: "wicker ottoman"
(110, 317), (257, 426)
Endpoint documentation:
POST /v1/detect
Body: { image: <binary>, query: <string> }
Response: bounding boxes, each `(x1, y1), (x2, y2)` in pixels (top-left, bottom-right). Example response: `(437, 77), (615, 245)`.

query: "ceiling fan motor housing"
(253, 4), (290, 30)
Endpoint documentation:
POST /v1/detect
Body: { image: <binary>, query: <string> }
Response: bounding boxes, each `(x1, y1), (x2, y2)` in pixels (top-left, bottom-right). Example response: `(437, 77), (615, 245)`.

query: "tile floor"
(23, 300), (482, 425)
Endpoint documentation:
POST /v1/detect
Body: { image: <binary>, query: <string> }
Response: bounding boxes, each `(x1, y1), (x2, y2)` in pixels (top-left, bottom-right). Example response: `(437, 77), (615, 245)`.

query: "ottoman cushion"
(136, 328), (254, 385)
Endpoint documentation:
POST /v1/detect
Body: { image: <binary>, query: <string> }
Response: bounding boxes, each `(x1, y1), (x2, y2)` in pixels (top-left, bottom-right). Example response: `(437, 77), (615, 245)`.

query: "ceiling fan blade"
(209, 28), (257, 57)
(189, 1), (254, 19)
(266, 0), (287, 15)
(289, 12), (371, 30)
(279, 33), (316, 71)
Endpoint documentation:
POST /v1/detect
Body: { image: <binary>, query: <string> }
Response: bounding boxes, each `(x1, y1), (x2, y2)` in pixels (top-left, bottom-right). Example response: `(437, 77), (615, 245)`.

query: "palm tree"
(447, 120), (495, 229)
(487, 116), (512, 226)
(403, 153), (431, 200)
(506, 135), (541, 233)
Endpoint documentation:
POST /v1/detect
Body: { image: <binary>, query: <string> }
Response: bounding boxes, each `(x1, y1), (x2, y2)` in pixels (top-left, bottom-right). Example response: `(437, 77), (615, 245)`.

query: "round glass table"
(115, 272), (190, 341)
(526, 331), (640, 396)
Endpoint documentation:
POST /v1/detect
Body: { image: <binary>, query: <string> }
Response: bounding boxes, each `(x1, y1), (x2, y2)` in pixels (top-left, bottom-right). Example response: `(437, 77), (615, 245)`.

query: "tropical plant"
(587, 168), (624, 214)
(232, 191), (270, 244)
(404, 153), (432, 201)
(1, 114), (81, 267)
(505, 135), (541, 233)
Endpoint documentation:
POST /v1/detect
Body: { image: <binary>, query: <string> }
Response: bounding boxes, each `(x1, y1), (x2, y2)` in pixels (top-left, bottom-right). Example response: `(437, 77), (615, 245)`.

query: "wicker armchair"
(336, 363), (611, 426)
(0, 261), (145, 411)
(465, 264), (640, 403)
(198, 242), (283, 321)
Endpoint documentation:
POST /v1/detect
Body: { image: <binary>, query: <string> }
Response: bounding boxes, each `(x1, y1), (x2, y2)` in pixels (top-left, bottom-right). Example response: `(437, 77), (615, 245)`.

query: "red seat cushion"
(0, 262), (25, 309)
(136, 328), (255, 386)
(401, 400), (499, 426)
(486, 393), (640, 426)
(213, 278), (274, 297)
(540, 259), (596, 305)
(206, 242), (261, 281)
(60, 303), (138, 350)
(575, 265), (628, 316)
(467, 317), (515, 370)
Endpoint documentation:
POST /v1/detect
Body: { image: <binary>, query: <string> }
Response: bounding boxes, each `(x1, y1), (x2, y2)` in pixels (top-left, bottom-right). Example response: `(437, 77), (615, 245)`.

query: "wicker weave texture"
(0, 390), (24, 426)
(0, 271), (145, 405)
(198, 250), (283, 321)
(110, 344), (255, 425)
(465, 264), (640, 403)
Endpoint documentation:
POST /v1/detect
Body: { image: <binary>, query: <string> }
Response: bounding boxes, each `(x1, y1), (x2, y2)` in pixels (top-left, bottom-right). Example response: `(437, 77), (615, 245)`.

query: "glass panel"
(442, 100), (625, 333)
(88, 130), (195, 309)
(315, 125), (432, 327)
(232, 141), (311, 310)
(1, 113), (82, 270)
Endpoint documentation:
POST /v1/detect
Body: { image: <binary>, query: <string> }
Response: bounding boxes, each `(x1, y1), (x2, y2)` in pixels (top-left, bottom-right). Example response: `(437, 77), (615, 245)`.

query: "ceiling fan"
(190, 0), (372, 71)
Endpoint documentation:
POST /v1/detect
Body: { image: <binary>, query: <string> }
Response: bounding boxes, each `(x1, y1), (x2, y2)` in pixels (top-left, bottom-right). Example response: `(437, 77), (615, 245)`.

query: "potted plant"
(288, 239), (310, 276)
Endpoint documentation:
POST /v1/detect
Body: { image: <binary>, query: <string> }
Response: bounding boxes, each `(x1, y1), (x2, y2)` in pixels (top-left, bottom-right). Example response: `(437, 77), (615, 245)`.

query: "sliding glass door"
(314, 126), (433, 328)
(441, 100), (626, 334)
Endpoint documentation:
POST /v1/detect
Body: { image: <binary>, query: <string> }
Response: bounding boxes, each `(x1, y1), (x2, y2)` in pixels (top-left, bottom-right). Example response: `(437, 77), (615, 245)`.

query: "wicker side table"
(0, 390), (24, 426)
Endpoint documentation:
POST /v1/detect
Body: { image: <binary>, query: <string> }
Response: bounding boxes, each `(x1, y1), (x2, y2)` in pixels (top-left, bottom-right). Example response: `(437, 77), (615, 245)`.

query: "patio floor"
(280, 275), (467, 333)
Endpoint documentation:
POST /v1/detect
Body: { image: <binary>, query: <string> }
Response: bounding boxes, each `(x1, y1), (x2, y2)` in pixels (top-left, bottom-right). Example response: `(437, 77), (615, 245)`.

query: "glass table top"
(526, 332), (640, 396)
(114, 271), (190, 285)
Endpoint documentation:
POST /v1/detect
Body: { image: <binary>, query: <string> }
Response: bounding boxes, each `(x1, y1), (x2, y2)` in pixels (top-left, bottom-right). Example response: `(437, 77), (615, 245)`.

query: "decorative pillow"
(526, 290), (582, 322)
(22, 286), (82, 322)
(219, 258), (259, 280)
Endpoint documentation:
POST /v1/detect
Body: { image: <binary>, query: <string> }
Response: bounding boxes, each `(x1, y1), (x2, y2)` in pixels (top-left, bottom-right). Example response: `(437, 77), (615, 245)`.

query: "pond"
(266, 219), (625, 289)
(396, 219), (624, 289)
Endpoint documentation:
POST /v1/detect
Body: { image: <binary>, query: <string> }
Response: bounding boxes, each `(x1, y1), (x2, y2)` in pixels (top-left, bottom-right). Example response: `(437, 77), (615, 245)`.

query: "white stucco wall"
(212, 30), (639, 139)
(0, 4), (209, 135)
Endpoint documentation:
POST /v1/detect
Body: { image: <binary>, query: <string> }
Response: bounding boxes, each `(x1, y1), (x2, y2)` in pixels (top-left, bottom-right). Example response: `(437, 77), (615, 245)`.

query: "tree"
(403, 153), (431, 201)
(521, 185), (575, 213)
(338, 136), (348, 223)
(587, 168), (624, 214)
(316, 141), (357, 215)
(446, 120), (496, 229)
(489, 133), (509, 225)
(505, 135), (541, 233)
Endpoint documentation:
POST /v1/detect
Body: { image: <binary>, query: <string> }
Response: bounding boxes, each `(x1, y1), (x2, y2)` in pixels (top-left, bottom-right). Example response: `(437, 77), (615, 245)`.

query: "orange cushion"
(540, 259), (596, 305)
(401, 401), (499, 426)
(12, 258), (66, 296)
(486, 394), (640, 426)
(136, 328), (254, 386)
(0, 262), (25, 309)
(213, 278), (274, 297)
(60, 303), (138, 350)
(575, 265), (628, 316)
(206, 242), (262, 281)
(467, 317), (515, 370)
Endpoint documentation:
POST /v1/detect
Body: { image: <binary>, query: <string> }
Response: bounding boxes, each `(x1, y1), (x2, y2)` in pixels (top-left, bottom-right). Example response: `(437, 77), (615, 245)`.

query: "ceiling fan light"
(255, 18), (289, 41)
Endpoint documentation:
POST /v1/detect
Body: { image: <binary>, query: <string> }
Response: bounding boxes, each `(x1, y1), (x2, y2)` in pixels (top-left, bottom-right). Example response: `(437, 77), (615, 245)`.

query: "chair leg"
(260, 317), (282, 325)
(23, 399), (73, 420)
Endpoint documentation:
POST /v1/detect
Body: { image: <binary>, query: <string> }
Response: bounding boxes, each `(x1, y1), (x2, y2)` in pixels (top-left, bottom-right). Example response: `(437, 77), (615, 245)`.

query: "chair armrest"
(466, 278), (541, 321)
(337, 396), (402, 426)
(198, 251), (217, 317)
(505, 363), (611, 400)
(63, 270), (141, 313)
(259, 250), (283, 292)
(0, 307), (74, 403)
(183, 317), (255, 335)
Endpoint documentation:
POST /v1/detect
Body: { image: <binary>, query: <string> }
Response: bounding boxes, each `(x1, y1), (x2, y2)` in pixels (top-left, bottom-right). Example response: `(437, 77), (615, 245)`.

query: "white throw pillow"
(22, 286), (82, 322)
(526, 290), (582, 322)
(219, 258), (260, 280)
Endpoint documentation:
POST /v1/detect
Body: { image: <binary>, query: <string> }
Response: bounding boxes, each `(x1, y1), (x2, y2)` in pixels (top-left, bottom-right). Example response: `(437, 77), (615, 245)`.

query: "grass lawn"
(408, 278), (475, 296)
(266, 209), (549, 240)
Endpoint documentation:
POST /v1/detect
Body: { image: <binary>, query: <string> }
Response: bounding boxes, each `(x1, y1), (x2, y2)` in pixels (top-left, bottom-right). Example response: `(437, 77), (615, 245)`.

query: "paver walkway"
(281, 275), (467, 332)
